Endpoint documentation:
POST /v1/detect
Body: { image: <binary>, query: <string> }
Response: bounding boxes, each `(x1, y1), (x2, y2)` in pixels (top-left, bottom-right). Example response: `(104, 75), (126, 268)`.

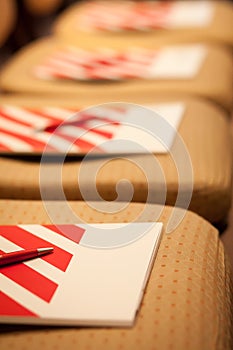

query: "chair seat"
(0, 199), (232, 350)
(53, 0), (233, 48)
(0, 95), (231, 224)
(0, 37), (232, 111)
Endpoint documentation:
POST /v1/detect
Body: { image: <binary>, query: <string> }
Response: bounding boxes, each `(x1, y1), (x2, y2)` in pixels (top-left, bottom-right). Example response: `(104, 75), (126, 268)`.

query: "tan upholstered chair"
(0, 38), (232, 111)
(0, 199), (232, 350)
(53, 0), (233, 48)
(0, 95), (231, 224)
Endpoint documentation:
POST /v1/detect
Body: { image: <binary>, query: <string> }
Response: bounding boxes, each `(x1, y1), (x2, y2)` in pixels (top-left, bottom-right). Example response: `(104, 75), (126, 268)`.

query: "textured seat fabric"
(0, 37), (232, 111)
(53, 0), (233, 48)
(0, 95), (231, 224)
(0, 200), (232, 350)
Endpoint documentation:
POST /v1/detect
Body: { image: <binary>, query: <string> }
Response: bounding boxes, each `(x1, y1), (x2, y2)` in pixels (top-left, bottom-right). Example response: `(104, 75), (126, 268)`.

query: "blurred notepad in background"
(0, 102), (184, 155)
(0, 102), (185, 155)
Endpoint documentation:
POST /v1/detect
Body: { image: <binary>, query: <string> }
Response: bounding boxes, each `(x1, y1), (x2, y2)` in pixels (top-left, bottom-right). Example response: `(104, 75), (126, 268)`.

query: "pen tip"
(38, 247), (54, 254)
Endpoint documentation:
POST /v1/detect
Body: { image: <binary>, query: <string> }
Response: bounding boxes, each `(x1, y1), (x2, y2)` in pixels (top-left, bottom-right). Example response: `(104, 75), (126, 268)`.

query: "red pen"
(0, 247), (54, 267)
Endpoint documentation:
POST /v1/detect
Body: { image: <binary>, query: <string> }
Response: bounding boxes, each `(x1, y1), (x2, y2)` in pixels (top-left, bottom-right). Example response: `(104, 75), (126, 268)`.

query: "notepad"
(78, 1), (214, 32)
(0, 222), (163, 326)
(0, 102), (184, 155)
(34, 45), (206, 82)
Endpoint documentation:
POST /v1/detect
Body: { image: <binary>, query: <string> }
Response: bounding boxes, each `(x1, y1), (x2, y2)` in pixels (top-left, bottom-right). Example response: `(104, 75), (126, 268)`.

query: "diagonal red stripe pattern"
(0, 291), (37, 316)
(0, 127), (51, 151)
(1, 254), (58, 303)
(0, 224), (88, 308)
(81, 1), (172, 31)
(0, 226), (73, 272)
(43, 225), (85, 244)
(0, 107), (121, 153)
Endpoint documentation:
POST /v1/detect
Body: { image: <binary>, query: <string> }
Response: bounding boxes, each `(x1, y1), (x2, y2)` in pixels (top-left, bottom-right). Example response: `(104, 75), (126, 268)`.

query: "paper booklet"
(0, 102), (184, 155)
(78, 1), (214, 32)
(0, 222), (163, 326)
(34, 45), (206, 82)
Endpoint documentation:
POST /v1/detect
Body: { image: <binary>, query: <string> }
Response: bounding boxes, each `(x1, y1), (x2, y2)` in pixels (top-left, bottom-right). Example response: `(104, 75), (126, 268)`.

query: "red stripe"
(0, 127), (58, 152)
(44, 114), (97, 133)
(0, 140), (11, 151)
(0, 127), (48, 150)
(73, 137), (103, 152)
(83, 126), (114, 139)
(43, 225), (85, 244)
(25, 108), (74, 124)
(54, 130), (103, 152)
(0, 291), (37, 316)
(78, 113), (120, 125)
(45, 113), (120, 131)
(0, 226), (73, 272)
(79, 114), (119, 139)
(1, 262), (58, 303)
(0, 109), (34, 127)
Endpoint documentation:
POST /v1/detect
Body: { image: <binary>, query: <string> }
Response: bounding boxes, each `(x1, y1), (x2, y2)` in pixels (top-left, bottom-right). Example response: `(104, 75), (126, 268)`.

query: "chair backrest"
(23, 0), (63, 16)
(0, 0), (17, 47)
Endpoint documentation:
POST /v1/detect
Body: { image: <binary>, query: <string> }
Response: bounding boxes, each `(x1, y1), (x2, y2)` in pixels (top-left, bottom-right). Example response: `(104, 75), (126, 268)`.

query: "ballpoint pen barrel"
(0, 247), (54, 267)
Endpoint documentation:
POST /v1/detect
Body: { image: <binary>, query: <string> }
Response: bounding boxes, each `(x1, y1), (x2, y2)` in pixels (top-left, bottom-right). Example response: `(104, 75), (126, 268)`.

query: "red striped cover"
(0, 105), (123, 154)
(34, 47), (158, 81)
(77, 1), (213, 32)
(0, 224), (85, 317)
(79, 1), (172, 31)
(0, 222), (164, 326)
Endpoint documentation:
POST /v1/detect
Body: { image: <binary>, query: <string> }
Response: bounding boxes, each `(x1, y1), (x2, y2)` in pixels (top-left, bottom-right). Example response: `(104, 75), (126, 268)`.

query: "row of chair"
(0, 1), (232, 349)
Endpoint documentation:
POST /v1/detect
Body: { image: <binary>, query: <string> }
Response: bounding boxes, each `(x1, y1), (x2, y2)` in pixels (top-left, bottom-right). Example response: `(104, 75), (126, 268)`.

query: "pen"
(0, 247), (54, 267)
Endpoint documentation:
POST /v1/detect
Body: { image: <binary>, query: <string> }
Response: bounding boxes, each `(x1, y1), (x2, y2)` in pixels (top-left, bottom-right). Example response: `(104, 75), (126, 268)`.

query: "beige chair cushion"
(0, 37), (232, 111)
(0, 95), (231, 224)
(0, 200), (232, 350)
(53, 0), (233, 48)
